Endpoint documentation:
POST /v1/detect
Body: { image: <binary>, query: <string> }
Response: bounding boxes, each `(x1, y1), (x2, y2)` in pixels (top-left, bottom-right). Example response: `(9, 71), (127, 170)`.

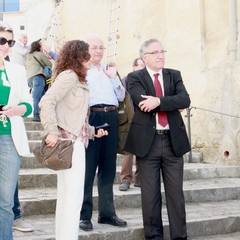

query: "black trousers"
(80, 109), (118, 220)
(137, 133), (187, 240)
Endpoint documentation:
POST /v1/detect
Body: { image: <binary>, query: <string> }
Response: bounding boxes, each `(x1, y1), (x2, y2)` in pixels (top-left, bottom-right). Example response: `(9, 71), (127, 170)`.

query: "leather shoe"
(98, 215), (127, 227)
(79, 220), (93, 231)
(32, 116), (41, 122)
(134, 183), (141, 188)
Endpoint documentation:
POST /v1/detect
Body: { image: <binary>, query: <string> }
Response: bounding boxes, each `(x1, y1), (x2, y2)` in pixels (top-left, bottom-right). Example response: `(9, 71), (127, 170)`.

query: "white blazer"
(4, 60), (32, 156)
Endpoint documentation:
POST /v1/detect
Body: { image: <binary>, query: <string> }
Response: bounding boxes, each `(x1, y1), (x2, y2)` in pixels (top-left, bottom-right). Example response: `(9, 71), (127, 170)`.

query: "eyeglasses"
(144, 50), (167, 55)
(0, 37), (15, 47)
(90, 46), (105, 51)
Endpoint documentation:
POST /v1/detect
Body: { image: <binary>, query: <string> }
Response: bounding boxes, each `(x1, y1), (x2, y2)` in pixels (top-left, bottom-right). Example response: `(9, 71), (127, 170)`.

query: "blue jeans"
(28, 74), (45, 118)
(0, 135), (22, 240)
(12, 183), (21, 220)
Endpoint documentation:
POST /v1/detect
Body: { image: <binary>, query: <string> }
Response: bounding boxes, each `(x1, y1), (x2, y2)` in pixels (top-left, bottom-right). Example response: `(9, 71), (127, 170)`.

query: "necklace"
(0, 114), (8, 127)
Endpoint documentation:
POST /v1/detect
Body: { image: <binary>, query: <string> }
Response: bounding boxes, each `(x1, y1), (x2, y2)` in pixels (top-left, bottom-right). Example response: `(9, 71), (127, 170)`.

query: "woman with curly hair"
(39, 40), (108, 240)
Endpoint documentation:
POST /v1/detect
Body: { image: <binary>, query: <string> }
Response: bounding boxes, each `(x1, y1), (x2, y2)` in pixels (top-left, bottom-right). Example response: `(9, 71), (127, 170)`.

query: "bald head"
(85, 35), (103, 45)
(19, 32), (28, 46)
(85, 35), (105, 66)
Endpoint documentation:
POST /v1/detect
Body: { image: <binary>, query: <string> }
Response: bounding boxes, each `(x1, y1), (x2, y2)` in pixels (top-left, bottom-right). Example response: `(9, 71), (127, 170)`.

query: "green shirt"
(0, 69), (32, 135)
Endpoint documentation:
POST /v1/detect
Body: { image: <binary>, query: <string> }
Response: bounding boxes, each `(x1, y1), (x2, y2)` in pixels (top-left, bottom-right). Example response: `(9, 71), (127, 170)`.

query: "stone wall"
(3, 0), (53, 43)
(61, 0), (240, 164)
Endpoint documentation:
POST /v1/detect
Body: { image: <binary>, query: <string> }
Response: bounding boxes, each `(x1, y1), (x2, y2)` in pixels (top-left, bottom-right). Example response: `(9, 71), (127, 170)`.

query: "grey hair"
(139, 39), (162, 58)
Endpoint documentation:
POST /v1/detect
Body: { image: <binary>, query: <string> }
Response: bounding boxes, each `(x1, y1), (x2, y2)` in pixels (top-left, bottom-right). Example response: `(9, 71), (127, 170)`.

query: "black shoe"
(98, 215), (127, 227)
(134, 183), (141, 188)
(79, 220), (93, 231)
(32, 117), (40, 122)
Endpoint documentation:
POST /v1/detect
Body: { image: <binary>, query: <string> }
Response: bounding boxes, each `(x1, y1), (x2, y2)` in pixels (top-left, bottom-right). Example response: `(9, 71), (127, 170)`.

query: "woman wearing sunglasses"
(0, 21), (32, 240)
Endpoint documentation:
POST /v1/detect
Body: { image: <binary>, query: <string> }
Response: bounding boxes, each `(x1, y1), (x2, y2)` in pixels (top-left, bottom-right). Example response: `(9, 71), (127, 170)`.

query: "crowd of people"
(0, 20), (191, 240)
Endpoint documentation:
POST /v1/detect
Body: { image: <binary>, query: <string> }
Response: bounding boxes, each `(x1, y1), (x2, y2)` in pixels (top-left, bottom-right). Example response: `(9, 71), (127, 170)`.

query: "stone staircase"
(14, 118), (240, 240)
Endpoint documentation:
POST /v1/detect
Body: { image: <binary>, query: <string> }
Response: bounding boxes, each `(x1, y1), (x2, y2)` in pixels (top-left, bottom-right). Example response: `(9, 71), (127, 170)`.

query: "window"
(0, 0), (19, 12)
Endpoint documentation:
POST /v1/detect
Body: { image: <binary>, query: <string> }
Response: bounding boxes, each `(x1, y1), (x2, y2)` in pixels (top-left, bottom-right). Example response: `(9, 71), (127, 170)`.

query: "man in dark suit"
(124, 39), (191, 240)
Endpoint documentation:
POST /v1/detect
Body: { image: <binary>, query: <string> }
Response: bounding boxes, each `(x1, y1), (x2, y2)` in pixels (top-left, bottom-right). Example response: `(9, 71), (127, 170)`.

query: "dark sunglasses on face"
(0, 37), (16, 47)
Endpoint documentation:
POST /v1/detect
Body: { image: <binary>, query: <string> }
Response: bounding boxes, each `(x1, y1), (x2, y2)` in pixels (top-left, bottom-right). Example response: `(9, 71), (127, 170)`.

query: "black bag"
(33, 135), (74, 171)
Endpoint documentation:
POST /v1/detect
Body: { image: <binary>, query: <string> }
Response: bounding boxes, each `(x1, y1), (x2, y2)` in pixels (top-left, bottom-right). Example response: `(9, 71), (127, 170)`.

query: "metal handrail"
(185, 106), (240, 162)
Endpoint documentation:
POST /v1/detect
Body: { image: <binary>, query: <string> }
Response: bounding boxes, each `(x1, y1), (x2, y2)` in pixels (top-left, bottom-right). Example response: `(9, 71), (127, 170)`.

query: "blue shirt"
(87, 64), (125, 107)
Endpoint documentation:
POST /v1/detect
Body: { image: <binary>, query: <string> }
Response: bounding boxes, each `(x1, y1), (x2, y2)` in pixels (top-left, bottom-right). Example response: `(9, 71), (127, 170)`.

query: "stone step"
(22, 154), (43, 169)
(192, 232), (240, 240)
(20, 120), (240, 239)
(26, 130), (44, 140)
(24, 120), (202, 163)
(24, 120), (202, 164)
(24, 117), (35, 122)
(13, 200), (240, 240)
(22, 118), (203, 163)
(18, 178), (240, 216)
(26, 139), (201, 165)
(24, 121), (44, 131)
(21, 153), (126, 169)
(25, 138), (202, 167)
(19, 168), (56, 188)
(28, 140), (42, 153)
(18, 163), (240, 188)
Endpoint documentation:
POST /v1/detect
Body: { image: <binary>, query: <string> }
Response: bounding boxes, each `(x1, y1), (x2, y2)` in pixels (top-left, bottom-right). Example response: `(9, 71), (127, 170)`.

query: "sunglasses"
(0, 37), (15, 47)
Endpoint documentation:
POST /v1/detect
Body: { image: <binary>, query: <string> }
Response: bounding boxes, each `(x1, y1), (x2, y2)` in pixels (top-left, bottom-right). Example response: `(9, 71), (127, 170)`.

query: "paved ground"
(192, 232), (240, 240)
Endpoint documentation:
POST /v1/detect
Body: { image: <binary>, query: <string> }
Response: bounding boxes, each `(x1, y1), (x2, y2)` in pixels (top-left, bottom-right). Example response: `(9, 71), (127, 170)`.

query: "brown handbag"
(33, 135), (74, 171)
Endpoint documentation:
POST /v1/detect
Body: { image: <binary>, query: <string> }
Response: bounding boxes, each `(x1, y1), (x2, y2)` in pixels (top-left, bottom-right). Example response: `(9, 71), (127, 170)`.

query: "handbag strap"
(33, 54), (44, 68)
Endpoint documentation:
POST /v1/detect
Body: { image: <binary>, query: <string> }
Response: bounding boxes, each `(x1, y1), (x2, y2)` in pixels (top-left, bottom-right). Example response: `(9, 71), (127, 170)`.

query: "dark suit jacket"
(124, 67), (191, 157)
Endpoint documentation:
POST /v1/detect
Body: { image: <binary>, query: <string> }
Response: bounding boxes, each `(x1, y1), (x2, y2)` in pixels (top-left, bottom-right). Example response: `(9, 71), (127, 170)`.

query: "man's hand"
(138, 95), (160, 112)
(103, 65), (117, 79)
(94, 129), (109, 138)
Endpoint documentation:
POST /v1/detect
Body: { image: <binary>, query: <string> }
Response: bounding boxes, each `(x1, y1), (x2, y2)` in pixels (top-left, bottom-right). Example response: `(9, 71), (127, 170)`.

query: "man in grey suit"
(124, 39), (191, 240)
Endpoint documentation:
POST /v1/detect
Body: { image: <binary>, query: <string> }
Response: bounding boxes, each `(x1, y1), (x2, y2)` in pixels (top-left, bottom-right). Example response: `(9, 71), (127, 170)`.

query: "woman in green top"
(0, 21), (32, 240)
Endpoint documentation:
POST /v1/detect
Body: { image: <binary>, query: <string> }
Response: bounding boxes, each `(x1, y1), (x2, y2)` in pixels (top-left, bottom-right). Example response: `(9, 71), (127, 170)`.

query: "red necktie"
(153, 73), (168, 127)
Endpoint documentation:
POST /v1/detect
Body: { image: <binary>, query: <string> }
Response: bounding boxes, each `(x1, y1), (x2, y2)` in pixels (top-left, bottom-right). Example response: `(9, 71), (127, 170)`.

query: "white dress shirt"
(146, 67), (169, 130)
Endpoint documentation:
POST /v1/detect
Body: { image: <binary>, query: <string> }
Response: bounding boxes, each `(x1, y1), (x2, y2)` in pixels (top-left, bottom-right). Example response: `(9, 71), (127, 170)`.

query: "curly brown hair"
(55, 40), (90, 83)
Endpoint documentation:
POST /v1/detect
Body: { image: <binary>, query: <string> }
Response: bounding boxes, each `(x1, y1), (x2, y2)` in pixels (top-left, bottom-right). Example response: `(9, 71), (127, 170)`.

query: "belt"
(90, 106), (117, 112)
(156, 130), (170, 135)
